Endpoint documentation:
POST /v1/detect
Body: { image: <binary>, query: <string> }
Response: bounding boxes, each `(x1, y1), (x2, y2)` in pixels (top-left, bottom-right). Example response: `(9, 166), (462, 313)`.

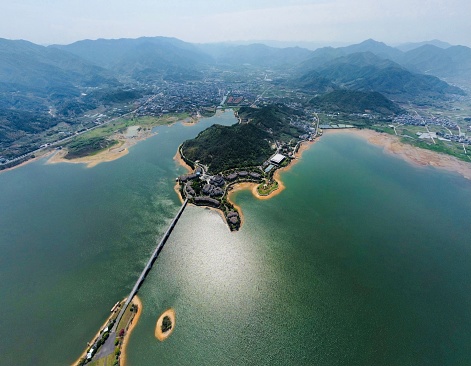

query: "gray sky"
(2, 0), (470, 46)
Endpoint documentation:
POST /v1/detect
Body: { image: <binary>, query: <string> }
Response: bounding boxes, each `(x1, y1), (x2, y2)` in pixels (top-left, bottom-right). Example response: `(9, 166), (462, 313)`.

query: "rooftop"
(270, 153), (286, 164)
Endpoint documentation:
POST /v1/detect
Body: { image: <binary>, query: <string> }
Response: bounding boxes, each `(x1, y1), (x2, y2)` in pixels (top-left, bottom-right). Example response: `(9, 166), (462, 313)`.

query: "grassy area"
(78, 113), (190, 141)
(257, 180), (279, 196)
(87, 353), (116, 366)
(63, 113), (189, 158)
(65, 137), (119, 159)
(116, 303), (135, 334)
(404, 138), (470, 162)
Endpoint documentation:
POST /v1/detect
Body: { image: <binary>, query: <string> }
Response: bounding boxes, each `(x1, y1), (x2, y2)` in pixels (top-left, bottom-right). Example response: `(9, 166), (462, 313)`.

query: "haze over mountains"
(1, 36), (469, 157)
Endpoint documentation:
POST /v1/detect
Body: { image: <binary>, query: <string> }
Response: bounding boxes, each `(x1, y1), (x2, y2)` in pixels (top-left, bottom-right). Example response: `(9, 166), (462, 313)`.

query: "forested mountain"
(310, 90), (404, 115)
(299, 39), (471, 82)
(297, 52), (465, 101)
(401, 45), (471, 79)
(181, 104), (304, 173)
(0, 38), (118, 105)
(182, 123), (272, 173)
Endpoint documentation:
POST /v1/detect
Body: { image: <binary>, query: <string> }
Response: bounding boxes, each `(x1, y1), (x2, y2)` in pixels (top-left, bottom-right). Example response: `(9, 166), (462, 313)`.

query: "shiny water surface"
(1, 119), (471, 365)
(0, 111), (236, 365)
(127, 133), (471, 366)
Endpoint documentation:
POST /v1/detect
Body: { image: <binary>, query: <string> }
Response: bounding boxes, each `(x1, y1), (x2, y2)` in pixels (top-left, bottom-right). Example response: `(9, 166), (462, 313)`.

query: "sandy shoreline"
(47, 128), (156, 168)
(173, 139), (318, 229)
(120, 296), (142, 366)
(225, 139), (317, 210)
(155, 308), (176, 341)
(325, 129), (471, 181)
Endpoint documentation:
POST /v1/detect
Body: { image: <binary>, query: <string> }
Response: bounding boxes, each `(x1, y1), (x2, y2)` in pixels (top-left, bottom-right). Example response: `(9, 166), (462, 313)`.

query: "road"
(1, 95), (158, 167)
(251, 85), (273, 107)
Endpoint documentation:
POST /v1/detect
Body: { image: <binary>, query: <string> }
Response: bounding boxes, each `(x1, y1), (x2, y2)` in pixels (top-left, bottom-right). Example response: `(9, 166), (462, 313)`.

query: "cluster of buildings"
(177, 152), (290, 230)
(133, 82), (221, 117)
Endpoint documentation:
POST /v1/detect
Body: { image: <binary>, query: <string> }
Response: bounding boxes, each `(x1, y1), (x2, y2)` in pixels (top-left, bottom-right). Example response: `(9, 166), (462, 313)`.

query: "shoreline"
(173, 139), (318, 229)
(173, 149), (192, 204)
(71, 299), (126, 366)
(225, 139), (317, 216)
(46, 130), (153, 168)
(47, 115), (202, 169)
(120, 296), (143, 366)
(324, 129), (471, 181)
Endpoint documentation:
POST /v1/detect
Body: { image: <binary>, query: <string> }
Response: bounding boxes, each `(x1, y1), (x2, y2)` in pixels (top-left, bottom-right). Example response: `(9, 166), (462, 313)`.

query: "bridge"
(112, 198), (188, 332)
(91, 198), (188, 360)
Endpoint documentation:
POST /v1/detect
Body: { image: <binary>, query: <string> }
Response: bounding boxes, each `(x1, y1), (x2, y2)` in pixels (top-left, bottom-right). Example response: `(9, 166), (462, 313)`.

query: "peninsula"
(176, 104), (319, 230)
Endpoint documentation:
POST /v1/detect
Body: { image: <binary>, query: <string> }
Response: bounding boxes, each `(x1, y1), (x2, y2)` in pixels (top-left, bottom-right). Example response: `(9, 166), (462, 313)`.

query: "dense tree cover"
(161, 316), (173, 333)
(310, 90), (404, 115)
(0, 109), (61, 143)
(182, 122), (273, 173)
(238, 104), (304, 139)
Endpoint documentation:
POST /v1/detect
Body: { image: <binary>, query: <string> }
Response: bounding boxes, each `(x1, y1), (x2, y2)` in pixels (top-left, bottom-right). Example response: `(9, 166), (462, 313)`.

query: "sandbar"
(47, 128), (155, 168)
(325, 129), (471, 181)
(155, 308), (176, 341)
(120, 296), (142, 366)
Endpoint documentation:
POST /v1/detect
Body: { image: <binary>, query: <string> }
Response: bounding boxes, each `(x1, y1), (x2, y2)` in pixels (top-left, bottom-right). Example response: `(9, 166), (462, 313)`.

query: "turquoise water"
(0, 111), (236, 365)
(1, 115), (471, 365)
(127, 133), (471, 365)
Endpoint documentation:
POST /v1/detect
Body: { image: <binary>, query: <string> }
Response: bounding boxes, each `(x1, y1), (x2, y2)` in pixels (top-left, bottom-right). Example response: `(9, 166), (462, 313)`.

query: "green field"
(64, 113), (189, 158)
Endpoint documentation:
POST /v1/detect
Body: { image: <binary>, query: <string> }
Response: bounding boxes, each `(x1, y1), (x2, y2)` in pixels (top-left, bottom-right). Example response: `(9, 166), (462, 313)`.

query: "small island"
(177, 104), (319, 230)
(155, 308), (176, 341)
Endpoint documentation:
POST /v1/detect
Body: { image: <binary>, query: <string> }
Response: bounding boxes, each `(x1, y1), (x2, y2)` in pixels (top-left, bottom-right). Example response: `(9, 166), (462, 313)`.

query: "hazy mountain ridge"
(1, 36), (469, 157)
(0, 38), (118, 96)
(296, 51), (464, 102)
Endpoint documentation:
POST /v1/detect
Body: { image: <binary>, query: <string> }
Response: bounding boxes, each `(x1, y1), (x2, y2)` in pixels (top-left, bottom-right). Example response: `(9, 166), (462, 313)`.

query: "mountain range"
(1, 36), (469, 154)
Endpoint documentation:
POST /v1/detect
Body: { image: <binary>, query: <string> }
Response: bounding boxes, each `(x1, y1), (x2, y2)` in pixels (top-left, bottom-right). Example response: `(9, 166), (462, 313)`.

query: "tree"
(161, 315), (172, 333)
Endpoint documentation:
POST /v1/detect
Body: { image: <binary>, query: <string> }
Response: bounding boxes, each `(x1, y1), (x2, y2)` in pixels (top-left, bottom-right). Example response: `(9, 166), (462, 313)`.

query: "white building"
(270, 153), (286, 164)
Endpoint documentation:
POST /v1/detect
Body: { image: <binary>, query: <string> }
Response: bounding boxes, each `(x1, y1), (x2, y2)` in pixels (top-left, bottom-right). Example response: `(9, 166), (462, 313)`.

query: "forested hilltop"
(181, 104), (310, 173)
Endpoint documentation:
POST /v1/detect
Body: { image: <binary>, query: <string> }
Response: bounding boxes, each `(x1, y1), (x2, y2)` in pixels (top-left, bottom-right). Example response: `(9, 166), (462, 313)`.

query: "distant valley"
(1, 36), (470, 167)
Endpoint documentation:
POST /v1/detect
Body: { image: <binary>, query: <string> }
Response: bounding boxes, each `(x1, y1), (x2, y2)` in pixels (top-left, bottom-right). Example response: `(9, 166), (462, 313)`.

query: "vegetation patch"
(182, 123), (273, 173)
(65, 136), (118, 159)
(257, 180), (279, 196)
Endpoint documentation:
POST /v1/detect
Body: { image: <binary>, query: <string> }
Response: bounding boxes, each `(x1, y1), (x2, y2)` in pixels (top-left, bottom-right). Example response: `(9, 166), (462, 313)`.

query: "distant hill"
(401, 45), (471, 79)
(341, 39), (403, 61)
(299, 39), (402, 71)
(0, 38), (117, 101)
(396, 40), (452, 52)
(297, 52), (465, 102)
(205, 43), (314, 67)
(52, 36), (212, 81)
(310, 90), (404, 115)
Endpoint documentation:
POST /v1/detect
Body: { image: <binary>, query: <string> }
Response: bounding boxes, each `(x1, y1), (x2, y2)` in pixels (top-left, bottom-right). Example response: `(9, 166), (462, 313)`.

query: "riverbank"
(120, 296), (142, 366)
(326, 129), (471, 181)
